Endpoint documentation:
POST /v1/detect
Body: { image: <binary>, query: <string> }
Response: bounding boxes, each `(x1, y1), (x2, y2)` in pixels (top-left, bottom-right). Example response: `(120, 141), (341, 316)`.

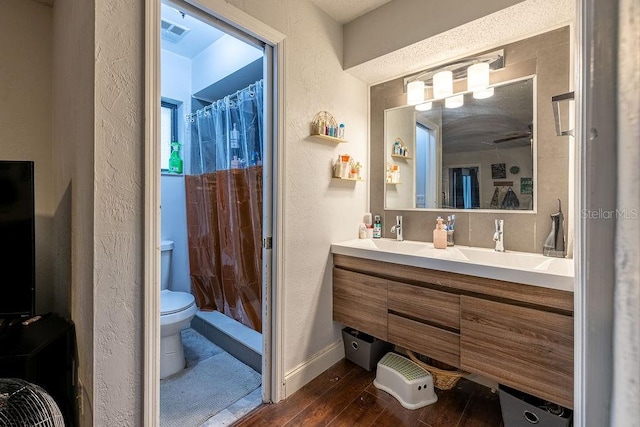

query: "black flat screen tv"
(0, 160), (35, 319)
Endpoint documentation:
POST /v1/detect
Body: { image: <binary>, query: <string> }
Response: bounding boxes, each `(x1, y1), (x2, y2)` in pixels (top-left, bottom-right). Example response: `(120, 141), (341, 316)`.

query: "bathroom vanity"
(331, 239), (574, 409)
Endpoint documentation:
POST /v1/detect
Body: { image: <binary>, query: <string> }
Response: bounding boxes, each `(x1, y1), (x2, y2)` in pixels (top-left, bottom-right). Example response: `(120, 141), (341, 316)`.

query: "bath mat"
(160, 352), (261, 427)
(182, 328), (224, 368)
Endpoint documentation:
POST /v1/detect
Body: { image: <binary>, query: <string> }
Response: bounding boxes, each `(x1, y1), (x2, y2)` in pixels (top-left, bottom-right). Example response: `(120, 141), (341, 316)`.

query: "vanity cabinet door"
(333, 268), (388, 340)
(460, 296), (573, 408)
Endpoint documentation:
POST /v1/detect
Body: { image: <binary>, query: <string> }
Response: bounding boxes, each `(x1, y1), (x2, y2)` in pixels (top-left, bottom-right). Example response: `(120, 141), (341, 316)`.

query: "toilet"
(160, 240), (198, 379)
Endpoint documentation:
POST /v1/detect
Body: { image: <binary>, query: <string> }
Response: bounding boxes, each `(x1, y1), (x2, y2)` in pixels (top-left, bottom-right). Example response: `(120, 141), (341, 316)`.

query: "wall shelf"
(311, 133), (348, 143)
(391, 154), (412, 160)
(333, 177), (363, 181)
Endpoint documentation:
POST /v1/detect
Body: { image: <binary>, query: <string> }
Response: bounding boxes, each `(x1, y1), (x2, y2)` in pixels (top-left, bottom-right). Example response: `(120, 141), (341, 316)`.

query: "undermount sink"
(330, 238), (574, 291)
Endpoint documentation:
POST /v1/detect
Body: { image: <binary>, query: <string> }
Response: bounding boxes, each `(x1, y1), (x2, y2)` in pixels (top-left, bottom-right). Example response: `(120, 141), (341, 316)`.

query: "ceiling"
(437, 78), (534, 153)
(309, 0), (393, 24)
(161, 3), (226, 59)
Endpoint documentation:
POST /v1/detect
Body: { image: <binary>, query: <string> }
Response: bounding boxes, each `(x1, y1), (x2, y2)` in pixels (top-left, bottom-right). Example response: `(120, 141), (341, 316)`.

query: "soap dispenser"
(433, 217), (447, 249)
(543, 199), (566, 257)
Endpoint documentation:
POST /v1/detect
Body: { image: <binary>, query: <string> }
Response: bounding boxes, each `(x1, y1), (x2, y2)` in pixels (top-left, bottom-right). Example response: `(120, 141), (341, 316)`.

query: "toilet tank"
(161, 240), (174, 290)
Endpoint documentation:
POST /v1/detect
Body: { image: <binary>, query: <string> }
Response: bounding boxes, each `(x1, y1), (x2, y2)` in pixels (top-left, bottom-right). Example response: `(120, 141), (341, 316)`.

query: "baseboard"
(283, 339), (345, 398)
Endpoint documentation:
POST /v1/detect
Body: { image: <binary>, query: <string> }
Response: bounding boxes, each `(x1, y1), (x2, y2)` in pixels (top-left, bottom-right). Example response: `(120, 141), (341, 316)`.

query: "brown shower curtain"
(185, 166), (263, 333)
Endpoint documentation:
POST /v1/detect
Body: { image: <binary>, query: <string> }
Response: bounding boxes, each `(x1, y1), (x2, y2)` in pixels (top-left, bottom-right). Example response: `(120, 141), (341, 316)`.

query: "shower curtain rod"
(187, 80), (263, 121)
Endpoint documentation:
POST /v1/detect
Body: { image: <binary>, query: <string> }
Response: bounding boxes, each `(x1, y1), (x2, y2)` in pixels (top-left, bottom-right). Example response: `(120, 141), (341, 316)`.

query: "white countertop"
(331, 238), (574, 292)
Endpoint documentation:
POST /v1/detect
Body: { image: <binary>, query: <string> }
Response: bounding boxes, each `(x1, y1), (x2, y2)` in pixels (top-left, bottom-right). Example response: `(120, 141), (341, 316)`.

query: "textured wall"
(0, 0), (54, 314)
(343, 0), (525, 69)
(93, 0), (145, 424)
(346, 0), (574, 84)
(51, 0), (96, 425)
(224, 0), (369, 377)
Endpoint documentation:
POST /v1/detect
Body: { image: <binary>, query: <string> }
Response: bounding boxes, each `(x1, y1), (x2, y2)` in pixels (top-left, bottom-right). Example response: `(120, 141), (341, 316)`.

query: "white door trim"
(143, 1), (286, 424)
(144, 0), (162, 424)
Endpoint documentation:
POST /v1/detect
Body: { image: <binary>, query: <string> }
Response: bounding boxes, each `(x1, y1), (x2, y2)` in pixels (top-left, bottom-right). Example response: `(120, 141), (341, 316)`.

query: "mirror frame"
(383, 75), (538, 213)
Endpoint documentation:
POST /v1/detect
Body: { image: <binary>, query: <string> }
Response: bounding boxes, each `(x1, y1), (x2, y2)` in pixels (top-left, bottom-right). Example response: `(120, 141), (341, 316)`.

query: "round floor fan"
(0, 378), (65, 427)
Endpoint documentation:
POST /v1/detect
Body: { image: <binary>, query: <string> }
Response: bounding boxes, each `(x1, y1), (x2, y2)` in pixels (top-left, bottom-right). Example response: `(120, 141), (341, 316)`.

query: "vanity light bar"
(403, 49), (504, 106)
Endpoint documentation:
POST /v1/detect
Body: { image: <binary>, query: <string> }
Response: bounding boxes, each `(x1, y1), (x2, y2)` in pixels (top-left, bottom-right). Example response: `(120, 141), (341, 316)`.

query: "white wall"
(51, 0), (96, 424)
(93, 0), (145, 422)
(0, 0), (54, 314)
(161, 48), (191, 166)
(161, 49), (192, 294)
(224, 0), (369, 386)
(385, 107), (415, 209)
(191, 34), (263, 94)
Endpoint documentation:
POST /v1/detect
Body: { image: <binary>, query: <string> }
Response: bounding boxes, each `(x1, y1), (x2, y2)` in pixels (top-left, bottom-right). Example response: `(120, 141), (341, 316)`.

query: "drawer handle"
(351, 341), (359, 351)
(523, 410), (540, 424)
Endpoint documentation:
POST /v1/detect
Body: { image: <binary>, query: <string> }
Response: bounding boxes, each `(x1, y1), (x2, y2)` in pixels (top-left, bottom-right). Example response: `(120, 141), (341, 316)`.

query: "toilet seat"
(161, 289), (195, 315)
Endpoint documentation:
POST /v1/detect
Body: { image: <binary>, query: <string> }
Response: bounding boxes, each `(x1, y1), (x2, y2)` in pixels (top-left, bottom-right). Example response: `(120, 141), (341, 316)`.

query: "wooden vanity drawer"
(460, 296), (573, 408)
(333, 268), (388, 340)
(388, 313), (460, 368)
(388, 281), (460, 330)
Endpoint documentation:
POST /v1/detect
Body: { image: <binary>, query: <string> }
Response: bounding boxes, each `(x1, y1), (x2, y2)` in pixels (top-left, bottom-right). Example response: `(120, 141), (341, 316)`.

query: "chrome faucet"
(390, 215), (403, 241)
(493, 219), (504, 252)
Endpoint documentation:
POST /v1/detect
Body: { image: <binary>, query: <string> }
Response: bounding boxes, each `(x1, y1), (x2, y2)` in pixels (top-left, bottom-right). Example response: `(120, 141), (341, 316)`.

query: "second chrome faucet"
(390, 215), (403, 241)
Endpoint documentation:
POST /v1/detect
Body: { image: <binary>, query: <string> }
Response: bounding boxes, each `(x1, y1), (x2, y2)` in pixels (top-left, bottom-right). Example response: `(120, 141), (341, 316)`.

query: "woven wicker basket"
(406, 350), (468, 390)
(311, 111), (338, 135)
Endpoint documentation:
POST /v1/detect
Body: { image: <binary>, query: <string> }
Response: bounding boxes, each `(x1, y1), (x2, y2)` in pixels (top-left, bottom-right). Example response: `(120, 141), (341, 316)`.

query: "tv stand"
(0, 313), (76, 426)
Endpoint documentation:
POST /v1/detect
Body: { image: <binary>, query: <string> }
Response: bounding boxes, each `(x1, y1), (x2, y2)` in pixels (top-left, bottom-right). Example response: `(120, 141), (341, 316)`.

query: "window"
(161, 101), (178, 171)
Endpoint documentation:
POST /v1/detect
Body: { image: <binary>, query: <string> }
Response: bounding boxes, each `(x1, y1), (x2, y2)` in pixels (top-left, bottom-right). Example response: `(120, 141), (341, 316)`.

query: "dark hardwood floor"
(233, 358), (504, 427)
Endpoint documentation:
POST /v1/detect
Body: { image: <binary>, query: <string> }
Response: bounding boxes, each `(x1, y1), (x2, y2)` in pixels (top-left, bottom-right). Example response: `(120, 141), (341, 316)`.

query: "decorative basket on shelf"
(311, 111), (339, 136)
(406, 350), (468, 390)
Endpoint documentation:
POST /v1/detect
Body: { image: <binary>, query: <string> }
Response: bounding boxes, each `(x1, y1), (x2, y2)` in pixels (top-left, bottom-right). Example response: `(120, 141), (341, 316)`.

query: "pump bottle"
(433, 217), (447, 249)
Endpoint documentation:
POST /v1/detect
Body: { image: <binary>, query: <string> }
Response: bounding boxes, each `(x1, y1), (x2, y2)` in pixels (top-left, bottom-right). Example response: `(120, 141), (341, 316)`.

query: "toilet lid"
(161, 290), (196, 315)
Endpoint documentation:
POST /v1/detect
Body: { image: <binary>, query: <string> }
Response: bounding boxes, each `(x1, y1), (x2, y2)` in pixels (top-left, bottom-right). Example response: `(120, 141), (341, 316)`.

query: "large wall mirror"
(370, 27), (571, 253)
(385, 77), (535, 211)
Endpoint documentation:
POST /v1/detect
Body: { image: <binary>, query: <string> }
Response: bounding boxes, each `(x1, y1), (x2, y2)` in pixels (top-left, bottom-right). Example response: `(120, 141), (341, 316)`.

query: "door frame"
(143, 0), (287, 424)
